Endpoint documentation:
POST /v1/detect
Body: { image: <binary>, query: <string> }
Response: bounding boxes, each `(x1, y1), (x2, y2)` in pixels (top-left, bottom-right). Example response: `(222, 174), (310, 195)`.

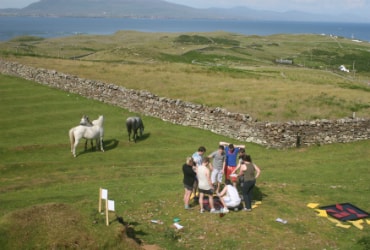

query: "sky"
(1, 0), (369, 15)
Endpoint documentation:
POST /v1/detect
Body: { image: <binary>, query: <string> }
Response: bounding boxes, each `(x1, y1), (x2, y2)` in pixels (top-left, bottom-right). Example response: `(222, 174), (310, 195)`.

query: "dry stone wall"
(1, 59), (369, 148)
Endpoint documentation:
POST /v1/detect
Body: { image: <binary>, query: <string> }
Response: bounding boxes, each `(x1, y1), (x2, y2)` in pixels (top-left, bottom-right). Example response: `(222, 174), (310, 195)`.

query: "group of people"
(182, 142), (261, 213)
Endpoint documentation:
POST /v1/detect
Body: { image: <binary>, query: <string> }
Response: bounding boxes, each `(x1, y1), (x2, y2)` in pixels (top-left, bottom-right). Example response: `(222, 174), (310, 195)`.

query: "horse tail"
(126, 117), (134, 141)
(69, 128), (75, 152)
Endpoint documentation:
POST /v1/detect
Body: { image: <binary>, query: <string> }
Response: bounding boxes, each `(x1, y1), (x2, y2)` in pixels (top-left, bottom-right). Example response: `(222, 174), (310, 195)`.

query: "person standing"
(238, 154), (261, 211)
(182, 156), (197, 210)
(219, 142), (245, 183)
(191, 146), (206, 198)
(192, 146), (206, 167)
(236, 148), (246, 188)
(197, 157), (218, 213)
(208, 145), (226, 193)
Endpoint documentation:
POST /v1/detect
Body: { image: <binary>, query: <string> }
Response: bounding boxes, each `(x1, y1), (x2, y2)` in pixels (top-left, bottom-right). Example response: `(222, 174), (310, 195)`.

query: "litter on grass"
(276, 218), (287, 224)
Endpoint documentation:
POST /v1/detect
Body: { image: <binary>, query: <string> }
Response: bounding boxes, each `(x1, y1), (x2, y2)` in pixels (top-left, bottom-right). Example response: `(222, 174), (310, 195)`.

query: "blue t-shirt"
(225, 147), (239, 167)
(192, 152), (202, 167)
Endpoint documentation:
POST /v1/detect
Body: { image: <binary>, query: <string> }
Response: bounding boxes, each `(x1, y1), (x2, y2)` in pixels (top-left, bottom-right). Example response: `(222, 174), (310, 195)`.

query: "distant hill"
(0, 0), (213, 19)
(0, 0), (368, 23)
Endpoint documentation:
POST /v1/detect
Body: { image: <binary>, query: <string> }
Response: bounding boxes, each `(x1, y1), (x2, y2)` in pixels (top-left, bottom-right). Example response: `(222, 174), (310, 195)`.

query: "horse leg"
(84, 139), (88, 151)
(100, 137), (104, 152)
(133, 130), (137, 143)
(73, 138), (80, 157)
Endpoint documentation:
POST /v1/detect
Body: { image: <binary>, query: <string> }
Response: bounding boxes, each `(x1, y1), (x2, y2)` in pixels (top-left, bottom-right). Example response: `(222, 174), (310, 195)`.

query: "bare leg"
(209, 195), (215, 210)
(184, 189), (192, 208)
(199, 192), (204, 211)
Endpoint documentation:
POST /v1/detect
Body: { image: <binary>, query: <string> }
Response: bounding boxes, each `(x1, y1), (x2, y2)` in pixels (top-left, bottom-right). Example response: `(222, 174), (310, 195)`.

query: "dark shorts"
(184, 184), (193, 191)
(199, 188), (213, 195)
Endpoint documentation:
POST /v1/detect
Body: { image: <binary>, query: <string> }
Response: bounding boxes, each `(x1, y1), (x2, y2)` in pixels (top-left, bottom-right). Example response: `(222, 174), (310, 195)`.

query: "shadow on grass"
(254, 186), (267, 201)
(76, 138), (119, 157)
(126, 133), (151, 143)
(115, 216), (147, 245)
(103, 138), (119, 151)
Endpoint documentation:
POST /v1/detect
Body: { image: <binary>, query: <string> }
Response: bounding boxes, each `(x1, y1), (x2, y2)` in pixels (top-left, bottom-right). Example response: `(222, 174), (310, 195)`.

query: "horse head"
(80, 115), (93, 126)
(93, 115), (104, 127)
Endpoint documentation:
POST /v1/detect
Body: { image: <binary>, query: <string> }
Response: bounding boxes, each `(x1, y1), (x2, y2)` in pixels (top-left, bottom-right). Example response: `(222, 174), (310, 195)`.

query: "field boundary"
(1, 59), (369, 148)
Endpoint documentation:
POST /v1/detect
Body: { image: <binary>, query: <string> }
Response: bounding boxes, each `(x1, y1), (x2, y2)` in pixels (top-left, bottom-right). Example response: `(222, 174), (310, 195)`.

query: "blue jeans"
(242, 180), (256, 209)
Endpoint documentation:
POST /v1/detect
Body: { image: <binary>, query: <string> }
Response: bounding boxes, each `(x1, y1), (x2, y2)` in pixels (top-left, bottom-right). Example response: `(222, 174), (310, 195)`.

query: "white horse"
(69, 115), (104, 157)
(79, 115), (98, 150)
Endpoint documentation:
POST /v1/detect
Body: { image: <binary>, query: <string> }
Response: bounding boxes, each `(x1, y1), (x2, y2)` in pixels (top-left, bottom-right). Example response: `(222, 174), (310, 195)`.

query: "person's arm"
(217, 185), (227, 197)
(231, 164), (241, 175)
(219, 141), (229, 146)
(207, 151), (214, 158)
(206, 169), (213, 189)
(237, 164), (246, 176)
(209, 162), (214, 172)
(235, 144), (245, 149)
(254, 164), (261, 179)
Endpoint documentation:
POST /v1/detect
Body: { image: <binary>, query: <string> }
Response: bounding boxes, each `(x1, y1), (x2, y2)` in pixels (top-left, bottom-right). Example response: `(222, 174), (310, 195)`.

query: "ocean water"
(0, 16), (369, 42)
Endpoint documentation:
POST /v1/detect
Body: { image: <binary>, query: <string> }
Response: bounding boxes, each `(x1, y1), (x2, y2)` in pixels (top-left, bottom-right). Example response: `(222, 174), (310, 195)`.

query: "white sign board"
(101, 189), (108, 200)
(108, 200), (115, 211)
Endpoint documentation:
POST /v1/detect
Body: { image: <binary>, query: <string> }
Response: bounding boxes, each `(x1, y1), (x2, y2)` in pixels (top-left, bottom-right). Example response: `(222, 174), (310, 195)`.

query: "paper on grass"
(173, 223), (183, 230)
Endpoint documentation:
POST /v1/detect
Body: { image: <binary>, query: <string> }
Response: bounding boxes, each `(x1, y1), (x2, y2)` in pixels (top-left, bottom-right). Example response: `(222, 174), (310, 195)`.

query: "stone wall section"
(1, 59), (369, 148)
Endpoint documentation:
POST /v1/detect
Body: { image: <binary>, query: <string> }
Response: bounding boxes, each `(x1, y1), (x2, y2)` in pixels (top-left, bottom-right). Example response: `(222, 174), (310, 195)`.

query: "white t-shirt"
(223, 185), (241, 207)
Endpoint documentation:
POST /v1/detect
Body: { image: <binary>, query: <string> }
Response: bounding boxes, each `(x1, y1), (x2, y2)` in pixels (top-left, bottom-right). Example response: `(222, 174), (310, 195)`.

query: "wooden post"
(98, 188), (102, 213)
(106, 200), (115, 226)
(106, 198), (109, 226)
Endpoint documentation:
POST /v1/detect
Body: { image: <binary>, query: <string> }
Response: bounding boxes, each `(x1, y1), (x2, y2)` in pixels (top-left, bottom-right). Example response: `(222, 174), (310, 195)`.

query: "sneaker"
(185, 205), (193, 210)
(200, 209), (205, 213)
(243, 208), (252, 212)
(234, 207), (239, 212)
(210, 208), (218, 213)
(222, 208), (229, 213)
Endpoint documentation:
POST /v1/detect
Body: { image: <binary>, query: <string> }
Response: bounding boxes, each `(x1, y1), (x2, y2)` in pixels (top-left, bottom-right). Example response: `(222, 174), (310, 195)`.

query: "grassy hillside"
(0, 31), (369, 121)
(0, 74), (369, 249)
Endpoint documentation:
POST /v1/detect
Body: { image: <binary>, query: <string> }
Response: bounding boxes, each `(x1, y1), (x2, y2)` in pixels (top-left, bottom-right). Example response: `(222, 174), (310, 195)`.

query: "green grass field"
(1, 31), (369, 122)
(0, 74), (369, 249)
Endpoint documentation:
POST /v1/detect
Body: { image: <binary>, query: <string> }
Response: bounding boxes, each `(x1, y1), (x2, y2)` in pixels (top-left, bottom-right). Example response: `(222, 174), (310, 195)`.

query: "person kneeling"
(217, 180), (241, 213)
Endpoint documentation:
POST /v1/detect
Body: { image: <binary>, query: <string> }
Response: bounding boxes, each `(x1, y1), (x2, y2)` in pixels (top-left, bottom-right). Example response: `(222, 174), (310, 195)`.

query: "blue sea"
(0, 16), (369, 42)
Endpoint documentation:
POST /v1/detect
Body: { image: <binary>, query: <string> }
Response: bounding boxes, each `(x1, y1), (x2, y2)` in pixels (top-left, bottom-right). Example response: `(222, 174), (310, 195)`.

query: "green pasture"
(1, 32), (369, 121)
(0, 74), (369, 249)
